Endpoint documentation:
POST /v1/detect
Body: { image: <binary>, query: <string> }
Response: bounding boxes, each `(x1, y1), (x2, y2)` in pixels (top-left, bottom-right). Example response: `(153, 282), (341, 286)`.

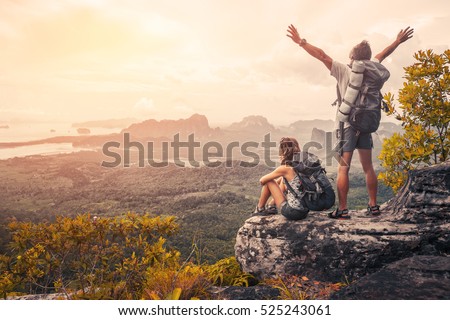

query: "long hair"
(349, 40), (372, 60)
(279, 137), (301, 165)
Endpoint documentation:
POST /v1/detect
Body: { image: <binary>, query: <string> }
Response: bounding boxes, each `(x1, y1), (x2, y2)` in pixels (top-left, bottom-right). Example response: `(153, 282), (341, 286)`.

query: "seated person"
(254, 137), (308, 220)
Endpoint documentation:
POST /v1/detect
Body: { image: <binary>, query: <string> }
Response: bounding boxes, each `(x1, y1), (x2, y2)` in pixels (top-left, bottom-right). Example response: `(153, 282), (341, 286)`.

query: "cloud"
(173, 103), (196, 117)
(132, 97), (155, 118)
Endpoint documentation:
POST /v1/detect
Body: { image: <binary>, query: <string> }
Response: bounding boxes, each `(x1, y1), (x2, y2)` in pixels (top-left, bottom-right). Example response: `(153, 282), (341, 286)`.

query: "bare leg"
(257, 184), (272, 208)
(358, 148), (377, 206)
(265, 180), (286, 207)
(337, 151), (353, 210)
(258, 179), (286, 208)
(267, 178), (285, 206)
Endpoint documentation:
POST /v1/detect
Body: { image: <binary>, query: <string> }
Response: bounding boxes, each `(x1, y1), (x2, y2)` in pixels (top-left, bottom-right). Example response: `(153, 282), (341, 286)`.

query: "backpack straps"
(337, 121), (345, 157)
(331, 84), (342, 107)
(283, 177), (300, 199)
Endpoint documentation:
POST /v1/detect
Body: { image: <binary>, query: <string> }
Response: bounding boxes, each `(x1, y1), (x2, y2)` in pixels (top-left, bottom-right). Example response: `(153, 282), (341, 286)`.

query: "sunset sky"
(1, 0), (449, 126)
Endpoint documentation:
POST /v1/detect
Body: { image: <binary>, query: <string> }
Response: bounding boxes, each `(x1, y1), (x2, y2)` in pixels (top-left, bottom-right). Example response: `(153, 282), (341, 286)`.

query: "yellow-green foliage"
(144, 264), (210, 300)
(205, 257), (254, 287)
(142, 257), (253, 300)
(379, 49), (450, 191)
(1, 213), (179, 299)
(0, 213), (256, 300)
(0, 255), (16, 300)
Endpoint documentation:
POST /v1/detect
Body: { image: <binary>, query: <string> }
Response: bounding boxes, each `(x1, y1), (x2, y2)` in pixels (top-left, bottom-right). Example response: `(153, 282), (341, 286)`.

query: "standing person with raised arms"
(286, 24), (413, 219)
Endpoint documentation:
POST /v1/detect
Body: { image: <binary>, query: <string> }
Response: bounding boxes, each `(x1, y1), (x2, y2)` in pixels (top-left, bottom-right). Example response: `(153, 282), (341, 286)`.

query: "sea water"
(0, 122), (119, 159)
(0, 143), (92, 160)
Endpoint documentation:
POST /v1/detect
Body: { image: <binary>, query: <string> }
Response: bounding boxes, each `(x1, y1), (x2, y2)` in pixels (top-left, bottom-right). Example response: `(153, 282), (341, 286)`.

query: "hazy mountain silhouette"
(2, 114), (402, 153)
(283, 119), (335, 138)
(227, 115), (277, 133)
(121, 114), (219, 139)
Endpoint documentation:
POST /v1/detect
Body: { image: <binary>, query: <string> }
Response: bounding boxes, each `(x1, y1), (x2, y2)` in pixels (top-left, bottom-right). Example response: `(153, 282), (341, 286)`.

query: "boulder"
(235, 213), (435, 282)
(331, 255), (450, 299)
(384, 162), (450, 223)
(235, 162), (450, 283)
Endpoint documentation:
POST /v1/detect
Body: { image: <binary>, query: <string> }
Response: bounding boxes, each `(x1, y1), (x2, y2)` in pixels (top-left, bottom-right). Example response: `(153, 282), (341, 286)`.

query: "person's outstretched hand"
(287, 24), (302, 44)
(397, 26), (414, 44)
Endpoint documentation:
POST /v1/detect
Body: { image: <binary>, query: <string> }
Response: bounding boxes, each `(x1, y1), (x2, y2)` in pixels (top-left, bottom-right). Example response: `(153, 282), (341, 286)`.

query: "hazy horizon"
(1, 0), (449, 126)
(0, 112), (402, 136)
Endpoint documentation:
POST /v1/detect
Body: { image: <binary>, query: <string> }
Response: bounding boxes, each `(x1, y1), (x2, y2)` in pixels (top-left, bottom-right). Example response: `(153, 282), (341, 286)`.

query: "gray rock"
(235, 213), (431, 282)
(331, 255), (450, 299)
(385, 162), (450, 223)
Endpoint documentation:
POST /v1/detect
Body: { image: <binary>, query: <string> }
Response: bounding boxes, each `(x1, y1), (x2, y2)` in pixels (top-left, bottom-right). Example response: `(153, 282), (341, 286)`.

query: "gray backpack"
(284, 152), (335, 212)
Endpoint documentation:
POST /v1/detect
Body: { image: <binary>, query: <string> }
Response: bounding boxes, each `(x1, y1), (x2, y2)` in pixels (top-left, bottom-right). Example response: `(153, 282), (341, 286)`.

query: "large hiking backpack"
(336, 60), (390, 134)
(284, 152), (335, 212)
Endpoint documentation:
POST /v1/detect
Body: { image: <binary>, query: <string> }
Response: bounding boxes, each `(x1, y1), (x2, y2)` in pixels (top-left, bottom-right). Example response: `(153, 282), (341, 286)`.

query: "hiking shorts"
(336, 126), (373, 152)
(280, 201), (308, 220)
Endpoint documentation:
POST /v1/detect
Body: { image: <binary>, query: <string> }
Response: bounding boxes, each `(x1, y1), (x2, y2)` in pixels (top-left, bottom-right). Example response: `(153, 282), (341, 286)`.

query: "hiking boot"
(367, 204), (381, 216)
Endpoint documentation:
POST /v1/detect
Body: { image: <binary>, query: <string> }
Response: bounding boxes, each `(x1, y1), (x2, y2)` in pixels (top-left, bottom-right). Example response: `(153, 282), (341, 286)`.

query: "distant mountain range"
(227, 115), (278, 134)
(1, 114), (402, 151)
(113, 114), (401, 167)
(118, 114), (347, 143)
(121, 114), (220, 139)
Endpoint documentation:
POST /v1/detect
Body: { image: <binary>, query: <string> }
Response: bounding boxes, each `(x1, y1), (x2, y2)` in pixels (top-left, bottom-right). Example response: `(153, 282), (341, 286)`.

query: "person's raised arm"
(286, 24), (333, 71)
(374, 26), (414, 63)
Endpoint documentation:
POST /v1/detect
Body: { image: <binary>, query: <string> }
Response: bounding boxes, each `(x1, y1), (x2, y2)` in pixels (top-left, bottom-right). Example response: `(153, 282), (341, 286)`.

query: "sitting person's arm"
(374, 26), (414, 63)
(260, 166), (289, 185)
(287, 24), (333, 71)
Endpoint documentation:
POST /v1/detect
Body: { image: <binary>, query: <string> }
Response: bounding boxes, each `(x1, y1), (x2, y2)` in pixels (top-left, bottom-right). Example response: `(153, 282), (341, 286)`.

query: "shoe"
(328, 208), (351, 220)
(367, 204), (381, 216)
(252, 206), (277, 216)
(252, 206), (265, 216)
(265, 205), (278, 215)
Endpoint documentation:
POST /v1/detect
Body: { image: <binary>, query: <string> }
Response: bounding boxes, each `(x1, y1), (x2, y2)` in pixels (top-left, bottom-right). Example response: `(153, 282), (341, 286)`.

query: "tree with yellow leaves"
(379, 49), (449, 192)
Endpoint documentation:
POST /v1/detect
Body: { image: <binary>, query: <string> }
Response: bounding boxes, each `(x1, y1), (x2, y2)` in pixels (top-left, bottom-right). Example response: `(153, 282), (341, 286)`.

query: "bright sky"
(1, 0), (449, 126)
